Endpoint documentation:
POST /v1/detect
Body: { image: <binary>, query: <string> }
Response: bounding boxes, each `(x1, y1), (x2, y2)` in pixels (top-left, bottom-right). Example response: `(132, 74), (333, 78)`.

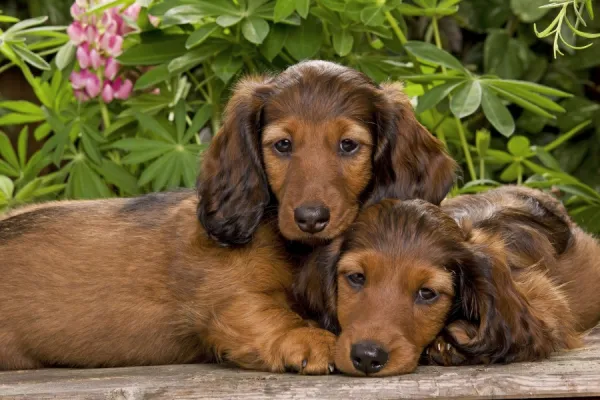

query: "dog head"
(197, 60), (456, 246)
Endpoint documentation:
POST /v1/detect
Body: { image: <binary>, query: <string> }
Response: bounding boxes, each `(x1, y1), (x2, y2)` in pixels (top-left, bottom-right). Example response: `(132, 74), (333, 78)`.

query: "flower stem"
(100, 101), (111, 130)
(454, 116), (477, 181)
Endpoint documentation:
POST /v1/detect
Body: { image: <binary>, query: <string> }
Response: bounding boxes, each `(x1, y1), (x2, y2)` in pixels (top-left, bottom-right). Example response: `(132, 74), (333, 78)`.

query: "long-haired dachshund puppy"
(295, 186), (600, 376)
(197, 60), (456, 246)
(0, 60), (454, 372)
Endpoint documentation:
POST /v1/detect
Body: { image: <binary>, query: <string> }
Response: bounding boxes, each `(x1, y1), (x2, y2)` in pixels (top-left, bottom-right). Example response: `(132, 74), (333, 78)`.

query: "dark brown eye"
(346, 272), (365, 289)
(274, 139), (292, 154)
(416, 288), (439, 304)
(340, 139), (359, 155)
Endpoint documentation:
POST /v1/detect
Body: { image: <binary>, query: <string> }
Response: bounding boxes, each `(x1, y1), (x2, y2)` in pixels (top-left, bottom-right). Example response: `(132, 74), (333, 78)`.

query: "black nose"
(294, 204), (330, 233)
(351, 341), (389, 375)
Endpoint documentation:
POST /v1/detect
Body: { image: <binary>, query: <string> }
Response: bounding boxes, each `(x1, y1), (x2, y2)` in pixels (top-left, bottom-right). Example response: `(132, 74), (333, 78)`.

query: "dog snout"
(350, 340), (389, 375)
(294, 203), (330, 233)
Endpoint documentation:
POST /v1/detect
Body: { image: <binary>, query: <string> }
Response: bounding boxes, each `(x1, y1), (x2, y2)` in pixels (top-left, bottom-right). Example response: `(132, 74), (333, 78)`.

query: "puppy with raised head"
(295, 186), (600, 376)
(0, 60), (454, 371)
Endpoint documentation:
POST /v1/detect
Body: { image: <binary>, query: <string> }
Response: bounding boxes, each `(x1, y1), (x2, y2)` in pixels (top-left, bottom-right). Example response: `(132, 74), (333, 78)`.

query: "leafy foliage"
(0, 0), (600, 234)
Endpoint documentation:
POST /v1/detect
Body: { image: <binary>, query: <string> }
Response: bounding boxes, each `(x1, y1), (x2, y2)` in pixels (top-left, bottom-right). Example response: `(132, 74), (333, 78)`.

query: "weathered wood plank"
(0, 326), (598, 400)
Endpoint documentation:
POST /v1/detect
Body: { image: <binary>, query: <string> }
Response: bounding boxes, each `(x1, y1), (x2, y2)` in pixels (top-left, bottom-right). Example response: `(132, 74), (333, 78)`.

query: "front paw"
(278, 327), (336, 375)
(425, 335), (468, 366)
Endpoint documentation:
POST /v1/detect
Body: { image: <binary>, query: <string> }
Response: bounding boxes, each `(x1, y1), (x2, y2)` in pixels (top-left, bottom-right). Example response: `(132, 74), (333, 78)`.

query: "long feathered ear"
(366, 82), (457, 206)
(292, 238), (343, 334)
(197, 76), (274, 246)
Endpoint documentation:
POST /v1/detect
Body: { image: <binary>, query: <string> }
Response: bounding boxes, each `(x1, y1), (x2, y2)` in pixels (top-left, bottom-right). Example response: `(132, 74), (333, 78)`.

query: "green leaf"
(168, 42), (222, 73)
(483, 79), (572, 98)
(484, 30), (529, 79)
(0, 100), (43, 115)
(134, 112), (176, 143)
(121, 147), (169, 164)
(285, 15), (322, 60)
(17, 127), (28, 169)
(184, 104), (213, 143)
(488, 85), (555, 119)
(500, 161), (521, 182)
(480, 85), (515, 137)
(134, 64), (171, 90)
(332, 28), (353, 56)
(0, 112), (45, 126)
(175, 100), (187, 144)
(186, 23), (219, 49)
(5, 16), (47, 34)
(118, 35), (187, 66)
(94, 159), (139, 195)
(0, 175), (14, 199)
(532, 146), (562, 171)
(12, 44), (51, 70)
(260, 24), (288, 61)
(216, 14), (244, 27)
(450, 80), (482, 118)
(55, 41), (76, 70)
(0, 131), (19, 169)
(507, 135), (530, 157)
(360, 6), (385, 26)
(415, 81), (463, 114)
(138, 152), (173, 187)
(404, 41), (468, 73)
(242, 17), (270, 44)
(510, 0), (549, 23)
(81, 134), (103, 165)
(0, 15), (19, 23)
(275, 0), (296, 22)
(296, 0), (310, 18)
(212, 53), (244, 83)
(14, 178), (42, 202)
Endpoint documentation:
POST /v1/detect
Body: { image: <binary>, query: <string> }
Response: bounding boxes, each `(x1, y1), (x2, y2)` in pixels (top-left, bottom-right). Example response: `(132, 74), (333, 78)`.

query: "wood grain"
(0, 326), (598, 400)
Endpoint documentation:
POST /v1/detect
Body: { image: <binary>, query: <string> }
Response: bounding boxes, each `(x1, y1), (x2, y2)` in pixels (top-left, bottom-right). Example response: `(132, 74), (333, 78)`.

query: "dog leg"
(207, 293), (336, 374)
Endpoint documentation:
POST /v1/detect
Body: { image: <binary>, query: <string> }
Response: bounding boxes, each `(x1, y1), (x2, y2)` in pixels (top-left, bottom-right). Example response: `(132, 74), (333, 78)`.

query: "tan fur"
(0, 192), (335, 372)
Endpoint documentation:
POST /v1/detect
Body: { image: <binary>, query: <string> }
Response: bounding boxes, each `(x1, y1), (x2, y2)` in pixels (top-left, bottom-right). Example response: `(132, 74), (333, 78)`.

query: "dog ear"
(197, 76), (274, 246)
(366, 82), (457, 206)
(292, 238), (343, 334)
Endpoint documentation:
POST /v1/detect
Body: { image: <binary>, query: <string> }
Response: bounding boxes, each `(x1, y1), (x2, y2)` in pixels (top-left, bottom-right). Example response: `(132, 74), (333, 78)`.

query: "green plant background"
(1, 0), (600, 233)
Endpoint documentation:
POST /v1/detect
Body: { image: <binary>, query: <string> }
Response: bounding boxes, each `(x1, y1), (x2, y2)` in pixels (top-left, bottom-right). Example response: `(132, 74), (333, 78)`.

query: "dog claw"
(437, 342), (442, 352)
(328, 364), (335, 373)
(301, 359), (308, 369)
(446, 343), (452, 351)
(425, 348), (429, 355)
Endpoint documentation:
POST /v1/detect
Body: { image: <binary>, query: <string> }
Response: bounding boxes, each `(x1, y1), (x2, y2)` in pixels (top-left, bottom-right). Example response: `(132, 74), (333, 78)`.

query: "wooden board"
(0, 326), (598, 400)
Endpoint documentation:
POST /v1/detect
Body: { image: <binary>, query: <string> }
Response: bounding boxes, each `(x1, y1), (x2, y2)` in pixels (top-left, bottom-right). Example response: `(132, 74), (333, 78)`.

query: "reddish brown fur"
(0, 60), (456, 373)
(0, 191), (335, 372)
(197, 60), (456, 246)
(296, 186), (600, 376)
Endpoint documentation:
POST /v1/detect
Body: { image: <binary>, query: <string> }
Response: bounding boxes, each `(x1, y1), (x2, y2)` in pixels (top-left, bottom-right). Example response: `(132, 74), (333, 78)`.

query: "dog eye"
(346, 272), (366, 289)
(416, 288), (439, 304)
(339, 139), (360, 155)
(274, 139), (292, 154)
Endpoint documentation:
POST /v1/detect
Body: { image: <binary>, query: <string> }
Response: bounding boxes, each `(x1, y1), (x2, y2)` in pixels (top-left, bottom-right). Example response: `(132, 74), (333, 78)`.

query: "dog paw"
(425, 335), (468, 366)
(278, 327), (336, 375)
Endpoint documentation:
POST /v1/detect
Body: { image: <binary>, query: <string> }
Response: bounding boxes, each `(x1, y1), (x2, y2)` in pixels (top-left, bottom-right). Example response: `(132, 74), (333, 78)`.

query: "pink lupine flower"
(74, 89), (90, 102)
(70, 70), (89, 89)
(104, 57), (118, 80)
(70, 3), (84, 19)
(100, 33), (123, 57)
(124, 4), (141, 22)
(76, 42), (91, 68)
(85, 73), (101, 98)
(89, 48), (103, 69)
(149, 15), (160, 27)
(67, 21), (85, 44)
(112, 78), (133, 100)
(84, 24), (98, 43)
(101, 81), (114, 103)
(68, 0), (156, 103)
